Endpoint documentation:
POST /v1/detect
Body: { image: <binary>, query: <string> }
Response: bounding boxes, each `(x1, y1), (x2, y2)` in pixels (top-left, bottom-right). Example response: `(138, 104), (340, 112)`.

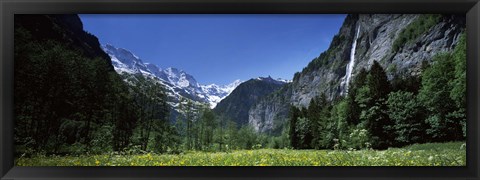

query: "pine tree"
(288, 105), (301, 149)
(346, 68), (368, 125)
(356, 61), (393, 149)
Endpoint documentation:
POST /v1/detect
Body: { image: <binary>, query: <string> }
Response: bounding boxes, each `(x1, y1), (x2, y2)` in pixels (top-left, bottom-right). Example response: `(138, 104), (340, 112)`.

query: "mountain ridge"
(102, 44), (243, 108)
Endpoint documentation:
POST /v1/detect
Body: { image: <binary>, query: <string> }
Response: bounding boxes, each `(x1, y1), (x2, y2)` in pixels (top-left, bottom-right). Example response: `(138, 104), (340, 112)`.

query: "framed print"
(1, 0), (479, 179)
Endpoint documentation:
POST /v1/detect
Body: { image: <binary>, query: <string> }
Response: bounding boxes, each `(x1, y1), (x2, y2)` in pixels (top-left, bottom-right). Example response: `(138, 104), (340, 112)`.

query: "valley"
(13, 14), (467, 166)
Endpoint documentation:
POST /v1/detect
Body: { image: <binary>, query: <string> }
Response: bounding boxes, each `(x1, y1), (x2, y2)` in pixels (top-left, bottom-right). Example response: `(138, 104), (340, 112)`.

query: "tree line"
(288, 33), (466, 150)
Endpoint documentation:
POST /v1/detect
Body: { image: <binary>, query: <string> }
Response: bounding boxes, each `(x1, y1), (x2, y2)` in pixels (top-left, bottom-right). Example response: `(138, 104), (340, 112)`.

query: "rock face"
(248, 14), (466, 133)
(214, 77), (287, 126)
(248, 84), (292, 134)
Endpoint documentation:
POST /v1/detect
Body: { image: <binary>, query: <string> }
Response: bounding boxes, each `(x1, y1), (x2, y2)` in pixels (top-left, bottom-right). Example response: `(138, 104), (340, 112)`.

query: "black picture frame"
(1, 0), (479, 180)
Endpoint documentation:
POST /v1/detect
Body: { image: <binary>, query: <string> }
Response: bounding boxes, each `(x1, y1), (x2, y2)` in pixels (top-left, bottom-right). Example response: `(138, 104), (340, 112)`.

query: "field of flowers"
(16, 142), (466, 166)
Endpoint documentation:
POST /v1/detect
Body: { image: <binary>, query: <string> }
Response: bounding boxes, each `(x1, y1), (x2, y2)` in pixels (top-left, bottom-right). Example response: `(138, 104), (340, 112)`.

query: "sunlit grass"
(16, 142), (466, 166)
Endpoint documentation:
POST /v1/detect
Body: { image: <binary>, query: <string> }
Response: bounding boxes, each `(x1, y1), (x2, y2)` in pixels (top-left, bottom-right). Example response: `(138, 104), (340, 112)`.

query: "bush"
(346, 128), (370, 150)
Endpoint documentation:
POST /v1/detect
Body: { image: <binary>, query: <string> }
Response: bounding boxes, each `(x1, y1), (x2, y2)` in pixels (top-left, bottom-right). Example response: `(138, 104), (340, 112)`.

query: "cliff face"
(248, 84), (292, 134)
(248, 14), (466, 133)
(213, 77), (286, 126)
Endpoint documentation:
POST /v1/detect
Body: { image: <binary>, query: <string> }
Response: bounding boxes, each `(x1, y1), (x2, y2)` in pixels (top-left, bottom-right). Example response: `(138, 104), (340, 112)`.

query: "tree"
(129, 75), (169, 151)
(387, 91), (427, 145)
(450, 33), (467, 138)
(367, 61), (391, 101)
(110, 75), (138, 151)
(199, 106), (216, 150)
(288, 105), (301, 149)
(419, 53), (463, 141)
(237, 125), (257, 149)
(334, 99), (349, 148)
(177, 98), (196, 150)
(295, 117), (313, 149)
(346, 68), (368, 125)
(224, 119), (238, 150)
(355, 61), (394, 149)
(309, 94), (331, 149)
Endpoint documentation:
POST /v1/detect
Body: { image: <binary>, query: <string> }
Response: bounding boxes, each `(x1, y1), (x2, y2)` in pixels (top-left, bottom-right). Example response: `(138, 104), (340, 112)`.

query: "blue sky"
(79, 14), (346, 85)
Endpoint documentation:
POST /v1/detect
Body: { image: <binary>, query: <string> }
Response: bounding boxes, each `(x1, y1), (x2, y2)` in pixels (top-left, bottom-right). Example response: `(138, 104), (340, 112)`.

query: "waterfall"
(342, 25), (361, 95)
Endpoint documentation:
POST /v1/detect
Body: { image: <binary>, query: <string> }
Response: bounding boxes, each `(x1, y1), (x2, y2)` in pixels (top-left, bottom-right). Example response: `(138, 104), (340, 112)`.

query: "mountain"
(102, 44), (151, 75)
(248, 14), (466, 133)
(102, 44), (241, 108)
(15, 15), (113, 71)
(213, 76), (287, 126)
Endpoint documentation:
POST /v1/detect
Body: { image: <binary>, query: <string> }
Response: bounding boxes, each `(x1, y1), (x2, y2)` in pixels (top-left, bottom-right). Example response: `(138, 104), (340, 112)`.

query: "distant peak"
(256, 76), (273, 81)
(254, 76), (290, 84)
(103, 43), (116, 49)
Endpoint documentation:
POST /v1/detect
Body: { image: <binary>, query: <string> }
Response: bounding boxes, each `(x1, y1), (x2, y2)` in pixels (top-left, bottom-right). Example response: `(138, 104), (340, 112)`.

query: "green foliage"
(345, 68), (368, 125)
(353, 61), (393, 149)
(450, 33), (466, 108)
(387, 91), (426, 145)
(151, 123), (181, 154)
(345, 128), (370, 150)
(295, 117), (313, 149)
(392, 14), (442, 52)
(237, 125), (258, 150)
(418, 52), (463, 141)
(267, 126), (290, 149)
(90, 124), (114, 154)
(14, 36), (115, 154)
(334, 100), (349, 140)
(449, 33), (467, 138)
(288, 106), (301, 148)
(129, 75), (170, 152)
(366, 61), (391, 100)
(391, 74), (422, 94)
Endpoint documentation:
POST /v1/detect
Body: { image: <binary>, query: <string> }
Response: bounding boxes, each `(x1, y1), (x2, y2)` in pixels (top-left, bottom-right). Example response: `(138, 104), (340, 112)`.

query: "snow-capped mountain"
(102, 44), (153, 76)
(102, 44), (241, 108)
(255, 76), (292, 85)
(200, 79), (243, 107)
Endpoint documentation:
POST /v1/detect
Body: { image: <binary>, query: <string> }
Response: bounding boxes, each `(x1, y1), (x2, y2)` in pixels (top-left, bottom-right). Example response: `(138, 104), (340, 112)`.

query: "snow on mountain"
(275, 78), (292, 83)
(163, 67), (200, 89)
(255, 76), (292, 85)
(102, 44), (241, 108)
(102, 44), (153, 77)
(200, 79), (243, 108)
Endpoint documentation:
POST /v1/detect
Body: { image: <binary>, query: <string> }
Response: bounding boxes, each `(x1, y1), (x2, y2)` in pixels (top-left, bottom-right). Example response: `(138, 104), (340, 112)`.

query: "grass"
(15, 142), (466, 166)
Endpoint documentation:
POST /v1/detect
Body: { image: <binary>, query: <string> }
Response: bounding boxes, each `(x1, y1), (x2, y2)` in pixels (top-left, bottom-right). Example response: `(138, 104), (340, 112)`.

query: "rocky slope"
(249, 14), (466, 133)
(213, 77), (287, 126)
